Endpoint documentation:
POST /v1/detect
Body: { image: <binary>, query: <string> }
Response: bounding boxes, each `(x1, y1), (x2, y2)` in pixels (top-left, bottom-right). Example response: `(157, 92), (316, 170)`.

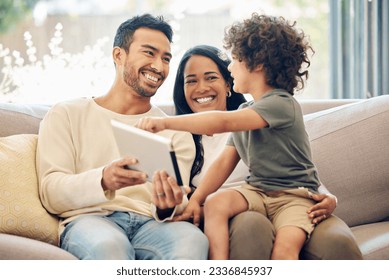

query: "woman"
(172, 45), (362, 260)
(173, 45), (248, 193)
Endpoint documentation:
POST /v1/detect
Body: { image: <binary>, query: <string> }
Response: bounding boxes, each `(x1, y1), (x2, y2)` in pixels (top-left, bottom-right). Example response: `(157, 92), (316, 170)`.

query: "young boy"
(136, 13), (327, 260)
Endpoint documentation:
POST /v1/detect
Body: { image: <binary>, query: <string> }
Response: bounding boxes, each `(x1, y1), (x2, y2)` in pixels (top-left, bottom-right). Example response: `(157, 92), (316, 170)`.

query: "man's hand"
(152, 170), (190, 220)
(101, 157), (147, 191)
(152, 170), (189, 209)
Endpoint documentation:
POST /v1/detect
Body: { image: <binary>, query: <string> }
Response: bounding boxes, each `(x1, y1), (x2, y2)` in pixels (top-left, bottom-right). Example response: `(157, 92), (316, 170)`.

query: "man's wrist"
(157, 207), (175, 219)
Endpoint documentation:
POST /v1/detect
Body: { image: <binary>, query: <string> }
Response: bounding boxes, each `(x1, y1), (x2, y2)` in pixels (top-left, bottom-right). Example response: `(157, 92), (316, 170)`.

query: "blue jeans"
(60, 211), (209, 260)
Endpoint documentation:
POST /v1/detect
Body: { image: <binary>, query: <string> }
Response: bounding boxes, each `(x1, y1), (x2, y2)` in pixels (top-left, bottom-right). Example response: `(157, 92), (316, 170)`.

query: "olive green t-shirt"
(227, 89), (320, 192)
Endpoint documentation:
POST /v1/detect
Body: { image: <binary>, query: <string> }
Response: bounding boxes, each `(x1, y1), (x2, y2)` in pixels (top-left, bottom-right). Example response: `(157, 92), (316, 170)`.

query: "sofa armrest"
(0, 233), (77, 260)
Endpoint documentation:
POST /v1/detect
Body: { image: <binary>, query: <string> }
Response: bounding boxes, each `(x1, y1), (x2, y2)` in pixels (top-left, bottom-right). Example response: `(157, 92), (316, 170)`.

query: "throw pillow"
(0, 134), (59, 245)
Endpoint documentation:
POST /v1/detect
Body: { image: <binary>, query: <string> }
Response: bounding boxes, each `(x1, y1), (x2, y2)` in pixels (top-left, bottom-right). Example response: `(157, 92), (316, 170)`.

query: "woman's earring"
(227, 91), (232, 97)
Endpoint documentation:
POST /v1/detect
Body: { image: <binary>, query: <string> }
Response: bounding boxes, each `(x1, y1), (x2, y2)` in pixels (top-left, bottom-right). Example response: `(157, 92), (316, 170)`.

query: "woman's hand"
(307, 193), (337, 224)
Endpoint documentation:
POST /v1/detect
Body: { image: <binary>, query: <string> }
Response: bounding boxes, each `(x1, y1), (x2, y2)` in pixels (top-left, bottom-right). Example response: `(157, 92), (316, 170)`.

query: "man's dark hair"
(113, 14), (173, 52)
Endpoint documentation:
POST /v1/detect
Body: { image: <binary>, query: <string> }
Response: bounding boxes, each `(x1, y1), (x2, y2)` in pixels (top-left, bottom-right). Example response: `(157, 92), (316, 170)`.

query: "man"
(36, 14), (208, 260)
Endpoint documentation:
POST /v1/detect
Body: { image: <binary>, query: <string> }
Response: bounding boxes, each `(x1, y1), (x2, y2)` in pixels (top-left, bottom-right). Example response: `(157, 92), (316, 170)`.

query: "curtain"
(330, 0), (389, 98)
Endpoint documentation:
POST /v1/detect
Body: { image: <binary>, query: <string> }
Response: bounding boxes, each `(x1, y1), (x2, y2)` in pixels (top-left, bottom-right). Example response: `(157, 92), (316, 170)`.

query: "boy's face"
(228, 56), (252, 94)
(119, 27), (172, 98)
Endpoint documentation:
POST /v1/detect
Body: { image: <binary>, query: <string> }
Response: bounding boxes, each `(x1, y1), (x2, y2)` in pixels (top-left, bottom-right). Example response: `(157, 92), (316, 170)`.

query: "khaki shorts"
(232, 184), (316, 237)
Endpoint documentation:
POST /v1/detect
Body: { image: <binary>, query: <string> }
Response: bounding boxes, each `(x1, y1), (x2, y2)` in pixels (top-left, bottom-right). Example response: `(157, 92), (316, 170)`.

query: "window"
(330, 0), (389, 98)
(4, 0), (387, 104)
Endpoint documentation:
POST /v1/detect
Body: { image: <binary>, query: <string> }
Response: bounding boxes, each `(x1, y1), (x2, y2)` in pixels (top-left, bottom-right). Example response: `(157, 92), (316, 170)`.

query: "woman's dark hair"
(113, 14), (173, 52)
(173, 45), (247, 188)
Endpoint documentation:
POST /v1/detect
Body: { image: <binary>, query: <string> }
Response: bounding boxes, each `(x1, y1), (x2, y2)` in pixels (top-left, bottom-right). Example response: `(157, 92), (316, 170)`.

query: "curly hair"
(223, 13), (314, 94)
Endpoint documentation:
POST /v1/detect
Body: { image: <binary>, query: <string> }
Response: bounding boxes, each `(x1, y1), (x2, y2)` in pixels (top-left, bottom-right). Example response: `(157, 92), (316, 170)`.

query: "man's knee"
(61, 215), (133, 259)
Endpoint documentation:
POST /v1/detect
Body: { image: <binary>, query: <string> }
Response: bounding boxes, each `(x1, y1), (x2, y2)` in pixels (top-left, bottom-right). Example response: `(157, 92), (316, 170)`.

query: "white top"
(191, 133), (249, 188)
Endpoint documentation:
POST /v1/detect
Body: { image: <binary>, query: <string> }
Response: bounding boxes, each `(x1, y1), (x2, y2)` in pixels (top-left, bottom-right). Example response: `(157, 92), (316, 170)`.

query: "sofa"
(1, 95), (389, 260)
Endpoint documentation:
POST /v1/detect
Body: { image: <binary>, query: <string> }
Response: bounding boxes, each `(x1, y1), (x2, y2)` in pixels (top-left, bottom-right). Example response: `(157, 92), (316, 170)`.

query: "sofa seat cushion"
(352, 221), (389, 260)
(0, 134), (59, 245)
(304, 95), (389, 227)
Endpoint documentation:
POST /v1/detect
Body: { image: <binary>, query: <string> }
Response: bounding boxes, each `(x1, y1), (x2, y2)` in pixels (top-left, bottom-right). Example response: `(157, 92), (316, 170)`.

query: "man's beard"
(123, 66), (161, 98)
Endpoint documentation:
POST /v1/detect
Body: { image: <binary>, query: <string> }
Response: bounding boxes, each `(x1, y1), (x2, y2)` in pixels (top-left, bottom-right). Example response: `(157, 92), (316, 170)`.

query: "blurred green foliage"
(0, 0), (39, 34)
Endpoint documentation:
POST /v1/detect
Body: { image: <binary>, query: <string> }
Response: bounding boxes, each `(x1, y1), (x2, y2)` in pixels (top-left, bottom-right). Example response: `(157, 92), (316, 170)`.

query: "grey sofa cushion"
(299, 99), (359, 115)
(304, 95), (389, 227)
(351, 221), (389, 260)
(0, 233), (76, 260)
(0, 103), (49, 137)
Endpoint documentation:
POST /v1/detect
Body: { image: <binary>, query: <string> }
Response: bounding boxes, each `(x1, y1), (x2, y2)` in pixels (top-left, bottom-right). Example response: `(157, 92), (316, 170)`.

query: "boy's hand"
(135, 117), (166, 133)
(173, 199), (202, 227)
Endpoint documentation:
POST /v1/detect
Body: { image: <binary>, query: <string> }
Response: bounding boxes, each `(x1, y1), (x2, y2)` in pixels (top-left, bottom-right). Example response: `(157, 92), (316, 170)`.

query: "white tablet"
(111, 119), (183, 185)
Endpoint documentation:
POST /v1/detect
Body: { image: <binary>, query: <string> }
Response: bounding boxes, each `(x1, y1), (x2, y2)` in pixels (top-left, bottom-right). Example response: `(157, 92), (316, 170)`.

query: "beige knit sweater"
(36, 98), (195, 234)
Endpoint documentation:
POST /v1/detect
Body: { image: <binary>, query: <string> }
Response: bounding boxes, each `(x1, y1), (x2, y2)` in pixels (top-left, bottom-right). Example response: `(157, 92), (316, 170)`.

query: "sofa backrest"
(299, 99), (360, 115)
(3, 97), (388, 227)
(304, 95), (389, 227)
(0, 99), (357, 137)
(0, 103), (49, 137)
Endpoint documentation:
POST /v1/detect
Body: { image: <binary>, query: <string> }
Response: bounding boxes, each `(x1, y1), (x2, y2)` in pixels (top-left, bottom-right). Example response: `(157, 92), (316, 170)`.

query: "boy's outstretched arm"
(136, 109), (268, 135)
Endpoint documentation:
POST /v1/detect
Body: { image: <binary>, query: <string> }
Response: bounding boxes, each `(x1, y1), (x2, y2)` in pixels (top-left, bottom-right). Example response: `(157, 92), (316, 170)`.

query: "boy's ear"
(253, 64), (264, 72)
